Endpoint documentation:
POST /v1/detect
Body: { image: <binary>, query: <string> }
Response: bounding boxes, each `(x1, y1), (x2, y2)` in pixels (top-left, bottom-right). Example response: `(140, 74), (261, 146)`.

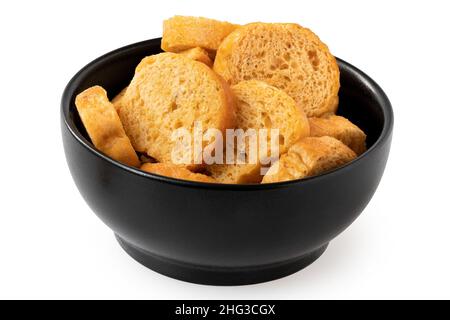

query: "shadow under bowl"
(61, 38), (393, 285)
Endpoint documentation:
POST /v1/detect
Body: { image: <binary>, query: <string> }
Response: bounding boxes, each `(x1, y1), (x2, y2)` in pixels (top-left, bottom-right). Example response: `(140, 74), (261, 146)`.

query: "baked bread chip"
(140, 163), (215, 183)
(262, 136), (356, 183)
(262, 152), (309, 183)
(75, 86), (140, 167)
(309, 115), (367, 155)
(118, 52), (236, 166)
(179, 47), (213, 67)
(207, 80), (310, 184)
(232, 80), (310, 154)
(161, 16), (238, 53)
(214, 23), (340, 117)
(207, 162), (261, 184)
(111, 86), (128, 112)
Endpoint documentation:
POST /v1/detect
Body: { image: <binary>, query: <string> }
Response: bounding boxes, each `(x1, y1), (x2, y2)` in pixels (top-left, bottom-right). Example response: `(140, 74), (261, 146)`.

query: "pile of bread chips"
(75, 16), (366, 184)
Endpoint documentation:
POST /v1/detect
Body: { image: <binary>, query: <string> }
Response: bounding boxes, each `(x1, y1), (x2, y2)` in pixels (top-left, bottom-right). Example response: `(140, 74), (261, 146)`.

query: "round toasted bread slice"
(161, 16), (238, 53)
(309, 115), (367, 155)
(262, 136), (356, 183)
(231, 80), (310, 154)
(207, 80), (310, 184)
(118, 52), (235, 166)
(75, 86), (140, 167)
(140, 163), (215, 183)
(214, 23), (340, 117)
(179, 47), (213, 67)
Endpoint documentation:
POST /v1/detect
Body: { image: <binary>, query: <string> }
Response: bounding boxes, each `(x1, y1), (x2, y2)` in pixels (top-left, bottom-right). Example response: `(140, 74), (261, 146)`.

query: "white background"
(0, 0), (449, 299)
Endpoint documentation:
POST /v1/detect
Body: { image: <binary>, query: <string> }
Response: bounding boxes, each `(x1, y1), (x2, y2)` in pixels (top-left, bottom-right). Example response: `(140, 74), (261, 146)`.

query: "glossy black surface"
(61, 38), (393, 285)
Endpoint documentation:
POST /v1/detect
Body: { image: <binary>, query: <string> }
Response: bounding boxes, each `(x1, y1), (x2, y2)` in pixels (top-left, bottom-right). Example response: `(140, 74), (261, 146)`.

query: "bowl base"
(116, 235), (328, 286)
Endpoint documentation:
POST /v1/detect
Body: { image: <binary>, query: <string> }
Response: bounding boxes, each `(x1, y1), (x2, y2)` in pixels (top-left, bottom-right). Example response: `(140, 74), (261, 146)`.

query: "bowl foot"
(116, 235), (328, 286)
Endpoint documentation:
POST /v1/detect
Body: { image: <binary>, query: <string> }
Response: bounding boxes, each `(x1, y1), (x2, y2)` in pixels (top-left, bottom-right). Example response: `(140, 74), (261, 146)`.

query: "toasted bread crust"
(161, 16), (238, 52)
(309, 115), (366, 155)
(140, 163), (215, 183)
(179, 47), (213, 67)
(262, 136), (356, 183)
(214, 23), (340, 117)
(75, 86), (140, 167)
(118, 53), (236, 166)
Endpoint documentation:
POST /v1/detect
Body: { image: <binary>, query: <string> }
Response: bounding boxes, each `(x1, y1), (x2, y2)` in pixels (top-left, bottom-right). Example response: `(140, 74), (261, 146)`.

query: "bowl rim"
(61, 38), (394, 191)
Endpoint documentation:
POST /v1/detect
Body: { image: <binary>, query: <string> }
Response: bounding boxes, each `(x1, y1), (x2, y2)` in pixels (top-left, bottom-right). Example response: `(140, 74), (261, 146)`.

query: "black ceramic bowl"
(61, 38), (393, 285)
